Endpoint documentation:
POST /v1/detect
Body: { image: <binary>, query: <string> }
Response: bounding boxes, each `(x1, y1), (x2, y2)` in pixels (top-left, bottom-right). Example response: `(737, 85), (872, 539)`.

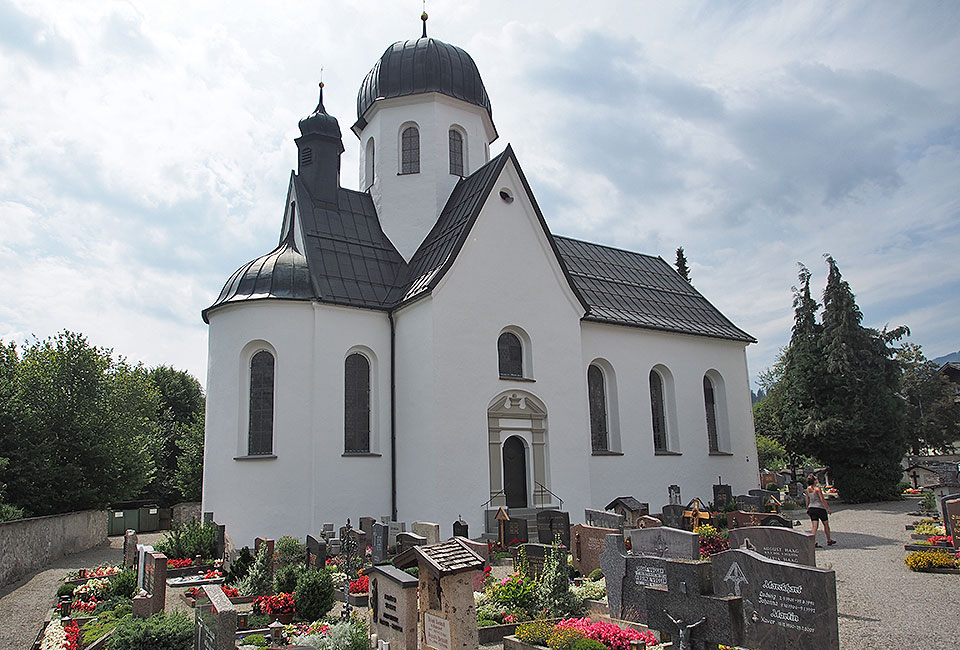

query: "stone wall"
(0, 510), (107, 588)
(171, 502), (201, 526)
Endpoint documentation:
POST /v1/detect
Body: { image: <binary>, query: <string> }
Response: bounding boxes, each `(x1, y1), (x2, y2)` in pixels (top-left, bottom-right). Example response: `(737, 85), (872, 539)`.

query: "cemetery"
(33, 478), (960, 650)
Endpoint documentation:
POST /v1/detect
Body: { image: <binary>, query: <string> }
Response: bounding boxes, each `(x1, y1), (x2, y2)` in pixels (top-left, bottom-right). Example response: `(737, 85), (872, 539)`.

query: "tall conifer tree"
(675, 247), (692, 284)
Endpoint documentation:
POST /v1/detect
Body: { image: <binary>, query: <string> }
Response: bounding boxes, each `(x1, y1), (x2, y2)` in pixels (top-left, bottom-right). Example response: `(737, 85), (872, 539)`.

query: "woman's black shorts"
(807, 507), (829, 522)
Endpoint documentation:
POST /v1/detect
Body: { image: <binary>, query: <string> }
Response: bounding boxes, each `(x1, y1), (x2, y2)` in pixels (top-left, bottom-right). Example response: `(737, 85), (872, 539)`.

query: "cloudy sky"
(1, 0), (958, 388)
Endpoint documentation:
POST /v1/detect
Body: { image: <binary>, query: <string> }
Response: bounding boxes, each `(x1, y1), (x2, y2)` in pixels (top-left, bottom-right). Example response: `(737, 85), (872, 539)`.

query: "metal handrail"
(534, 482), (563, 510)
(480, 489), (505, 510)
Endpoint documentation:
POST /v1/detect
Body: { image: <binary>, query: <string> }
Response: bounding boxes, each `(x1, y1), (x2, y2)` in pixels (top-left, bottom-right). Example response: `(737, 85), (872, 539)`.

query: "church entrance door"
(502, 436), (528, 508)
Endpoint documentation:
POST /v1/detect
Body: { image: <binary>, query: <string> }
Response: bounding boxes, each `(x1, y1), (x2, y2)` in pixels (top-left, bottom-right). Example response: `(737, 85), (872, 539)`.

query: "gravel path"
(1, 502), (956, 649)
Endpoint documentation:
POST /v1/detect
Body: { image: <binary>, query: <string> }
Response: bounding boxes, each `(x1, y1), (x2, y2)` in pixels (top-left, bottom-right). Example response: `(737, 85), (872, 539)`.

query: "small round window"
(499, 188), (514, 203)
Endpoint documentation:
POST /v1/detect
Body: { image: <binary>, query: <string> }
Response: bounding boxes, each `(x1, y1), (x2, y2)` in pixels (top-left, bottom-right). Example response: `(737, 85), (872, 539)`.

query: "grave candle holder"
(268, 620), (284, 644)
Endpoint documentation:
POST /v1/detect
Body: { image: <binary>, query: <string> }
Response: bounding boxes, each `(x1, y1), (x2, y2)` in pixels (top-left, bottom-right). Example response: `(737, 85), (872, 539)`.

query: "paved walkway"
(1, 502), (956, 649)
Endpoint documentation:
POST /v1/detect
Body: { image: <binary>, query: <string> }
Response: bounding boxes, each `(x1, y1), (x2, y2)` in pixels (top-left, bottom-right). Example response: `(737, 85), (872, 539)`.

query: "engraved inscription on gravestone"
(537, 510), (571, 547)
(711, 548), (839, 650)
(728, 526), (815, 567)
(629, 527), (700, 560)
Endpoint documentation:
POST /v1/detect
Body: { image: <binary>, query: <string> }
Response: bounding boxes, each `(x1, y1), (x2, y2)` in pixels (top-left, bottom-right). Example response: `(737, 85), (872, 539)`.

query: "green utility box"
(138, 505), (160, 532)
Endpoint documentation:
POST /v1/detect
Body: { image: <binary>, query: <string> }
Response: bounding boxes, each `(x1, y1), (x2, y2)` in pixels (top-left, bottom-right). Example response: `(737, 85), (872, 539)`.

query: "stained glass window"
(449, 129), (464, 176)
(248, 350), (274, 455)
(401, 126), (419, 174)
(588, 364), (608, 452)
(345, 353), (370, 453)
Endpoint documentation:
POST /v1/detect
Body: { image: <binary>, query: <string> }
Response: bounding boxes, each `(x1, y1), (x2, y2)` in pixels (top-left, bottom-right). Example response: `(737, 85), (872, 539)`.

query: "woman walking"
(806, 474), (836, 547)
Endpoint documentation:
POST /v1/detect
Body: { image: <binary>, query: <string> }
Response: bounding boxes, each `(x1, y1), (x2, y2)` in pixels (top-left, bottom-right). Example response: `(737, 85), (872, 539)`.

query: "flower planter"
(347, 592), (369, 607)
(166, 563), (216, 579)
(503, 634), (670, 650)
(272, 612), (294, 624)
(583, 598), (609, 618)
(903, 544), (955, 553)
(478, 619), (560, 644)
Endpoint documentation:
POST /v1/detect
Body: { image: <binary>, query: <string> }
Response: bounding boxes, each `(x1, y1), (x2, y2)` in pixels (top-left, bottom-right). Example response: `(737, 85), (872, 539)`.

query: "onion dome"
(356, 22), (492, 124)
(299, 83), (345, 153)
(202, 211), (314, 323)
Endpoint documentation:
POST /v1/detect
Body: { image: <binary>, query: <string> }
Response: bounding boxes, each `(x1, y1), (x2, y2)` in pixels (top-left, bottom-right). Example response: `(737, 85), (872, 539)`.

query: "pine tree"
(811, 256), (908, 501)
(675, 247), (692, 285)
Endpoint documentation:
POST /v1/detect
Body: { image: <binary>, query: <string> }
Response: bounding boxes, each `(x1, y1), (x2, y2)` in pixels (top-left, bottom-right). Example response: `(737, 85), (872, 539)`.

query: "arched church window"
(345, 353), (371, 453)
(588, 364), (609, 452)
(704, 375), (719, 453)
(650, 370), (667, 452)
(449, 129), (464, 176)
(248, 350), (275, 455)
(364, 138), (375, 189)
(497, 332), (523, 378)
(401, 126), (420, 174)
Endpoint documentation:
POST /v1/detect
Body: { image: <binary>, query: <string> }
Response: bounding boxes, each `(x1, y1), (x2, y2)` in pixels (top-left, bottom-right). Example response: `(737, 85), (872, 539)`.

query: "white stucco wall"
(580, 321), (760, 508)
(203, 299), (392, 547)
(358, 93), (494, 260)
(396, 158), (590, 535)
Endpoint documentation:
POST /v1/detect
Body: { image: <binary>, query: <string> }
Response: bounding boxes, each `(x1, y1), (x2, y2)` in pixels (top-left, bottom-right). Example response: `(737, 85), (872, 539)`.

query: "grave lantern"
(268, 620), (284, 644)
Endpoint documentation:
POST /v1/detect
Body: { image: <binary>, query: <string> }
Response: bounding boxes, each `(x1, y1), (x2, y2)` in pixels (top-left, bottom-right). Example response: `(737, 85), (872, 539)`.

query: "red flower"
(167, 558), (194, 568)
(349, 574), (370, 594)
(253, 592), (296, 617)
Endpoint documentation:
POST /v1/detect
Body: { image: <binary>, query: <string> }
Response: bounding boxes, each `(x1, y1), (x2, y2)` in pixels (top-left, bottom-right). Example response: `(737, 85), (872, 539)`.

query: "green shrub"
(105, 611), (193, 650)
(921, 490), (938, 513)
(153, 519), (217, 561)
(516, 620), (554, 646)
(536, 539), (583, 618)
(234, 544), (273, 597)
(227, 546), (254, 585)
(274, 563), (306, 594)
(294, 569), (335, 621)
(348, 615), (369, 650)
(403, 566), (418, 577)
(56, 583), (76, 599)
(571, 577), (605, 601)
(275, 536), (306, 568)
(895, 481), (911, 493)
(587, 568), (603, 581)
(478, 618), (499, 628)
(765, 482), (780, 492)
(241, 633), (268, 647)
(81, 604), (131, 645)
(108, 568), (137, 599)
(571, 639), (606, 650)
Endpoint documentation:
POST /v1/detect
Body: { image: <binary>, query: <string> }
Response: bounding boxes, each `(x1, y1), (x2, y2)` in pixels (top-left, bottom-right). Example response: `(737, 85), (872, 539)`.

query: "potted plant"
(252, 592), (296, 624)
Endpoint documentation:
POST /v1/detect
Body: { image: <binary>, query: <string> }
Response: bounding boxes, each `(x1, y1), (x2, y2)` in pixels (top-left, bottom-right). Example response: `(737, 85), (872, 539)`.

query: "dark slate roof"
(605, 496), (646, 512)
(356, 36), (492, 128)
(389, 149), (509, 304)
(296, 178), (406, 309)
(554, 237), (755, 343)
(202, 204), (314, 323)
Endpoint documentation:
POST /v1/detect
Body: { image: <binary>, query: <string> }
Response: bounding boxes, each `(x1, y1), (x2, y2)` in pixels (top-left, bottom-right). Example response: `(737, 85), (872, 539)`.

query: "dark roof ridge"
(553, 233), (664, 262)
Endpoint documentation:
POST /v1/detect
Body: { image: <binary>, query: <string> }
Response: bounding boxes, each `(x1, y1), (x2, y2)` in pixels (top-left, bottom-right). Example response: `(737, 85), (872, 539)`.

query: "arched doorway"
(502, 436), (528, 507)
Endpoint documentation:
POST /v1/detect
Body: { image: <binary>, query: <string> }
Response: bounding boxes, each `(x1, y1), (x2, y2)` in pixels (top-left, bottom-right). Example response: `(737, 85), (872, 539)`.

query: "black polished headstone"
(711, 548), (839, 650)
(713, 484), (733, 509)
(620, 553), (669, 624)
(501, 518), (528, 545)
(359, 516), (376, 542)
(537, 509), (571, 547)
(453, 518), (469, 539)
(759, 514), (793, 528)
(306, 535), (328, 568)
(371, 523), (389, 565)
(668, 484), (681, 506)
(661, 504), (685, 529)
(749, 488), (779, 502)
(736, 495), (763, 512)
(728, 526), (815, 566)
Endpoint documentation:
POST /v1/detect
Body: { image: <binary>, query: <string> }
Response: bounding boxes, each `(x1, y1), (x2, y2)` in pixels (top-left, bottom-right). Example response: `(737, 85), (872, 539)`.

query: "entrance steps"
(480, 507), (550, 542)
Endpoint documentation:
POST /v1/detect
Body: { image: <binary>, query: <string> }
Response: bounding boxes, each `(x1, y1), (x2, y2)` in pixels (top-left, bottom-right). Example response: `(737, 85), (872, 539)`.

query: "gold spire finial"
(421, 3), (428, 38)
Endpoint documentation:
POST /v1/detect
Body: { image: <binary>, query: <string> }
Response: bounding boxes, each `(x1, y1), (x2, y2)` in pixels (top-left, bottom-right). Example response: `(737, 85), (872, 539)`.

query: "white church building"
(201, 20), (760, 547)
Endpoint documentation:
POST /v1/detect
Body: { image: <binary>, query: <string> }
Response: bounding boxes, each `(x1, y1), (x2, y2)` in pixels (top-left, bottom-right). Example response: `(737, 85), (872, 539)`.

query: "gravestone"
(396, 532), (427, 554)
(359, 516), (376, 543)
(728, 527), (815, 567)
(537, 509), (571, 547)
(322, 522), (335, 540)
(711, 548), (839, 649)
(386, 521), (406, 547)
(452, 517), (469, 539)
(661, 504), (686, 529)
(620, 551), (670, 623)
(736, 495), (763, 512)
(195, 584), (237, 650)
(759, 514), (793, 528)
(329, 538), (341, 556)
(713, 484), (733, 510)
(347, 527), (367, 551)
(644, 558), (745, 650)
(628, 527), (700, 560)
(458, 538), (490, 591)
(370, 564), (419, 650)
(728, 511), (793, 530)
(132, 550), (166, 617)
(306, 535), (328, 568)
(605, 497), (650, 528)
(749, 488), (779, 503)
(123, 530), (138, 569)
(411, 521), (441, 545)
(501, 518), (528, 546)
(600, 533), (628, 619)
(940, 493), (960, 537)
(584, 507), (624, 530)
(372, 523), (390, 565)
(571, 524), (617, 576)
(669, 484), (682, 505)
(638, 515), (662, 528)
(944, 498), (960, 547)
(512, 543), (553, 579)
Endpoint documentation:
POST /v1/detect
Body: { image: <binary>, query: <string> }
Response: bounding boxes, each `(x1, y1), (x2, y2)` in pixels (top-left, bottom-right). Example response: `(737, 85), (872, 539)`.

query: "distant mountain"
(932, 350), (960, 365)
